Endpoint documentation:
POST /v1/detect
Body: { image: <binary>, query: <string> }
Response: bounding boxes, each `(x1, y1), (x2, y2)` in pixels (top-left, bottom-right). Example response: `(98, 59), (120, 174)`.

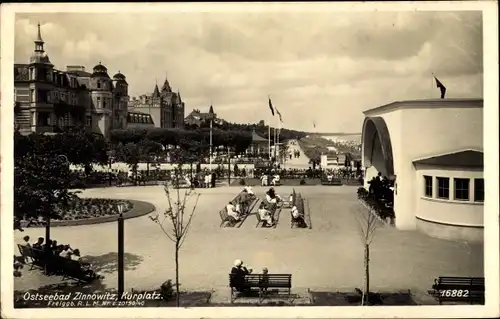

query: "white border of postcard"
(1, 2), (498, 318)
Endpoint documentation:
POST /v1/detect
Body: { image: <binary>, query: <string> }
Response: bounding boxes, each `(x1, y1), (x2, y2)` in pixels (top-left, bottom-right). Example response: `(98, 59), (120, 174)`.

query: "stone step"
(209, 287), (312, 305)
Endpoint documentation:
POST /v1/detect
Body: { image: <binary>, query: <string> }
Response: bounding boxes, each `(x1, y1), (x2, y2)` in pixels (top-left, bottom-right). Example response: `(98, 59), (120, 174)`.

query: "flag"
(313, 121), (316, 128)
(434, 76), (447, 99)
(268, 97), (275, 116)
(276, 107), (283, 123)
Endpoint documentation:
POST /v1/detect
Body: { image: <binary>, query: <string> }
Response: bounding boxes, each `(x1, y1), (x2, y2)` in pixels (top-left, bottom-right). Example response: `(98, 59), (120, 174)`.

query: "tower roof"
(91, 62), (110, 78)
(35, 22), (44, 43)
(161, 74), (172, 93)
(153, 83), (160, 98)
(113, 71), (128, 84)
(209, 105), (214, 114)
(30, 22), (52, 65)
(113, 71), (126, 80)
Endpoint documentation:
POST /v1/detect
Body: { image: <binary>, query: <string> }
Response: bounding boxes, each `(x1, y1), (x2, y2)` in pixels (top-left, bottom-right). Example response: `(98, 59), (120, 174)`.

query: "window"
(86, 116), (92, 126)
(38, 112), (50, 126)
(474, 178), (484, 202)
(454, 178), (470, 201)
(437, 177), (450, 199)
(97, 97), (101, 108)
(97, 81), (101, 89)
(30, 89), (35, 102)
(103, 98), (107, 109)
(423, 175), (433, 197)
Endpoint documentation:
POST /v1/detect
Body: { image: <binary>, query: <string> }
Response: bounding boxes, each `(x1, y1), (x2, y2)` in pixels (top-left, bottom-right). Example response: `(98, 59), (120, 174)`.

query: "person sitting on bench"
(272, 173), (280, 186)
(231, 259), (253, 292)
(258, 202), (275, 227)
(260, 267), (270, 292)
(243, 186), (255, 197)
(32, 237), (44, 250)
(291, 206), (307, 228)
(266, 188), (282, 205)
(59, 245), (74, 258)
(261, 174), (268, 186)
(22, 235), (31, 247)
(226, 201), (241, 223)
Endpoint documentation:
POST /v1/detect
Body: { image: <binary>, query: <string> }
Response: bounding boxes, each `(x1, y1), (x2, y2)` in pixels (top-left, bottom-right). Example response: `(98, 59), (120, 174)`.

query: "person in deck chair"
(291, 205), (307, 228)
(231, 259), (253, 292)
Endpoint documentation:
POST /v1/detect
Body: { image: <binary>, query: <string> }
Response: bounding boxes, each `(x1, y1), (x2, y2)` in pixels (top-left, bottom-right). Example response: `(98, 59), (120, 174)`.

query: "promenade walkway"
(14, 185), (483, 296)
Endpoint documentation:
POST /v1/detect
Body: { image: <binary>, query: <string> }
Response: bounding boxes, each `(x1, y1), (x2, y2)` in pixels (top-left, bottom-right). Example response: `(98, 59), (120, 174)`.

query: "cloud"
(14, 10), (483, 132)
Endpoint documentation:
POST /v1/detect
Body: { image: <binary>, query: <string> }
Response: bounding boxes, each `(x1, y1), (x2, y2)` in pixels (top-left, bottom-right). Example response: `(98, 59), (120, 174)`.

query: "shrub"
(239, 179), (246, 186)
(160, 280), (175, 301)
(300, 179), (306, 185)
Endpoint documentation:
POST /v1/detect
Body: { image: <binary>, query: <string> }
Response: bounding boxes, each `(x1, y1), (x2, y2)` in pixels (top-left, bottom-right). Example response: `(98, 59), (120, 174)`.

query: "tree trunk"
(363, 243), (370, 305)
(175, 242), (180, 307)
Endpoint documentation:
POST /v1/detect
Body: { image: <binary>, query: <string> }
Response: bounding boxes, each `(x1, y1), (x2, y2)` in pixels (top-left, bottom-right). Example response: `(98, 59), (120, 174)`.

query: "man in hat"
(230, 259), (253, 292)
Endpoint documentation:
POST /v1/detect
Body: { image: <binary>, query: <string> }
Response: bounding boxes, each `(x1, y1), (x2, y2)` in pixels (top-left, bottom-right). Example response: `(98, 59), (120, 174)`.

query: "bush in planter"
(239, 179), (246, 186)
(160, 279), (175, 301)
(357, 187), (368, 198)
(300, 179), (306, 185)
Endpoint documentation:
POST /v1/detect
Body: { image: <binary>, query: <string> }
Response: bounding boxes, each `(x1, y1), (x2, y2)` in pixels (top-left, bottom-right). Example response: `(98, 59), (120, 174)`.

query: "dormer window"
(97, 81), (101, 89)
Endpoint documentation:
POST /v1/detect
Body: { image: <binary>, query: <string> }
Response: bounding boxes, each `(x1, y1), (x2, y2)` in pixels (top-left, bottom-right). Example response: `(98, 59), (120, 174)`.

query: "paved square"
(14, 185), (483, 296)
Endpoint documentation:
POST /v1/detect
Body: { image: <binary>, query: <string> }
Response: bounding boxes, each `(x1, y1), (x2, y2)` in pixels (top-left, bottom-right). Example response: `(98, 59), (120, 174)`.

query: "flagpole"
(268, 106), (271, 161)
(431, 73), (434, 99)
(209, 118), (213, 172)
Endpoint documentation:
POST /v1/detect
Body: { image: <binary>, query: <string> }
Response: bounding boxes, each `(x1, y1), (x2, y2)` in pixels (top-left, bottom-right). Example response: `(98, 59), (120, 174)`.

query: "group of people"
(260, 171), (281, 187)
(230, 259), (269, 293)
(21, 235), (100, 279)
(256, 187), (283, 227)
(25, 236), (83, 262)
(289, 150), (301, 159)
(368, 172), (395, 206)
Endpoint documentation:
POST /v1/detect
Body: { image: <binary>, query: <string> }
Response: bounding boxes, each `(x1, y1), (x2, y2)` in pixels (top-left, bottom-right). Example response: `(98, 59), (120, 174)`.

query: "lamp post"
(117, 202), (125, 300)
(227, 146), (231, 185)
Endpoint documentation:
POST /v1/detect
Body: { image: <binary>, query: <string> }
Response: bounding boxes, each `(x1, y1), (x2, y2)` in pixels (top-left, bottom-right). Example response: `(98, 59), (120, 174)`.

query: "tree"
(355, 205), (382, 305)
(114, 142), (142, 183)
(137, 139), (164, 176)
(149, 183), (200, 307)
(15, 153), (77, 257)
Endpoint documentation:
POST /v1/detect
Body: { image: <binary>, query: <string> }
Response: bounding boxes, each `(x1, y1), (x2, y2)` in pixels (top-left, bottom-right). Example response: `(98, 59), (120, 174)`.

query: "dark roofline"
(412, 149), (483, 169)
(363, 98), (483, 116)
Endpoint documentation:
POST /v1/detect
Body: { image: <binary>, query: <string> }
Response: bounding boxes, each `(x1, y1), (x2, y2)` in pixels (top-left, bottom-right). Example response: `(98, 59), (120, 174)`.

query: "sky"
(14, 10), (483, 132)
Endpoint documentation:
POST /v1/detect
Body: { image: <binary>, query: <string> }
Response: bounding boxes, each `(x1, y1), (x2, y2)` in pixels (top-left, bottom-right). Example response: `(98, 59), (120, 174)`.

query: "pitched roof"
(413, 149), (483, 168)
(252, 130), (268, 143)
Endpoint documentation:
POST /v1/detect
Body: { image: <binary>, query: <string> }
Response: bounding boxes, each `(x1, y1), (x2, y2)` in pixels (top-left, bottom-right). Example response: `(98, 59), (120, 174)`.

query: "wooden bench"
(256, 202), (282, 228)
(17, 244), (43, 270)
(321, 176), (343, 186)
(290, 193), (310, 229)
(229, 273), (292, 303)
(233, 197), (260, 228)
(432, 276), (485, 305)
(58, 257), (97, 283)
(219, 192), (258, 228)
(17, 245), (97, 283)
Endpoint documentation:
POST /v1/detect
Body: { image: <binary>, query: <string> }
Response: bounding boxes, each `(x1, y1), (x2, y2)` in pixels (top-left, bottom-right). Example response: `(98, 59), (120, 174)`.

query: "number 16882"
(440, 289), (469, 297)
